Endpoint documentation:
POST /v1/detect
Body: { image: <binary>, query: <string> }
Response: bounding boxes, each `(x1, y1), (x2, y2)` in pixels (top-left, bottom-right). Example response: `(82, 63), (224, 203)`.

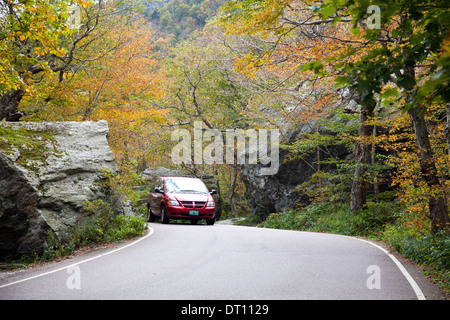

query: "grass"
(262, 201), (398, 237)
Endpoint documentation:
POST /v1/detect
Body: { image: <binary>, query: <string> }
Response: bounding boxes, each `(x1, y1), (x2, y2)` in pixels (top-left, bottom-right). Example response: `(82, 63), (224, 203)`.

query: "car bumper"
(166, 206), (215, 219)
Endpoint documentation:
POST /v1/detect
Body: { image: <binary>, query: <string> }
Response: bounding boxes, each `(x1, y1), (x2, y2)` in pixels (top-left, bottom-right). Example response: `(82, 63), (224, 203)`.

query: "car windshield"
(165, 178), (209, 194)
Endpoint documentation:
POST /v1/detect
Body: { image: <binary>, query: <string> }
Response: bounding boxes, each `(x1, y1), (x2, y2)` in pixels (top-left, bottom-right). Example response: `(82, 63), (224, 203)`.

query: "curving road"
(0, 223), (445, 300)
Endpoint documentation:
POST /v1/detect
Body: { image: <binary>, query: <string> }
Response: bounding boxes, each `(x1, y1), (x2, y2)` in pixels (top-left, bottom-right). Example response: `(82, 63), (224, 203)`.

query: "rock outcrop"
(0, 121), (116, 258)
(240, 128), (351, 221)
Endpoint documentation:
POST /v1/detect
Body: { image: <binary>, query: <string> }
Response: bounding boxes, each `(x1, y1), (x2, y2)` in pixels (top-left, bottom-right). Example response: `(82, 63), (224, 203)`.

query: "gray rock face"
(240, 132), (350, 221)
(0, 121), (116, 258)
(240, 148), (309, 220)
(0, 152), (47, 257)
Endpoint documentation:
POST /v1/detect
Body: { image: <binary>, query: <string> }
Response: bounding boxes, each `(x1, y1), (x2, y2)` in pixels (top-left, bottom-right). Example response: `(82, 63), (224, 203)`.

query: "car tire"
(161, 205), (169, 224)
(148, 206), (156, 222)
(206, 218), (215, 225)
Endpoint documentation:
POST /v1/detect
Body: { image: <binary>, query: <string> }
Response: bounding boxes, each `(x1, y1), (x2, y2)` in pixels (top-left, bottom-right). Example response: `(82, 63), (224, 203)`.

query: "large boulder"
(240, 127), (351, 221)
(0, 121), (116, 258)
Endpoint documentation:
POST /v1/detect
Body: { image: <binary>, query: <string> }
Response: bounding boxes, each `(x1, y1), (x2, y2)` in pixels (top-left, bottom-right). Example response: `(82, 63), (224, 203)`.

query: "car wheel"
(161, 205), (169, 224)
(148, 207), (155, 222)
(206, 218), (215, 225)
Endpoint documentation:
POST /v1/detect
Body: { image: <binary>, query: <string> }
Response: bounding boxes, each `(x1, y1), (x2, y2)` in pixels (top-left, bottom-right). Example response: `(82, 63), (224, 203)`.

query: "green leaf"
(397, 75), (416, 90)
(335, 76), (349, 87)
(313, 61), (323, 72)
(320, 5), (336, 19)
(301, 61), (316, 71)
(381, 88), (399, 99)
(351, 27), (360, 35)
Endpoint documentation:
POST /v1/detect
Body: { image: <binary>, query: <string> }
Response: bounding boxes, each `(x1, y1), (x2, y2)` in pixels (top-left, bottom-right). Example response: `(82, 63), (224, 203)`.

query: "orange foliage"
(375, 108), (450, 229)
(21, 16), (167, 163)
(220, 0), (371, 129)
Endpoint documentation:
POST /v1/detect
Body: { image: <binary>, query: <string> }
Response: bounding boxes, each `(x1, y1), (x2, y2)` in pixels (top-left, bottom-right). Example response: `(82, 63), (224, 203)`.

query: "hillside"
(142, 0), (225, 41)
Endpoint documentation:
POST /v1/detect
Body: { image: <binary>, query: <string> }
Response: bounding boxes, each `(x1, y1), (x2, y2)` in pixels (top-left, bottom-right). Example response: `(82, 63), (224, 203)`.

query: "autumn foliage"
(1, 0), (449, 292)
(1, 1), (449, 235)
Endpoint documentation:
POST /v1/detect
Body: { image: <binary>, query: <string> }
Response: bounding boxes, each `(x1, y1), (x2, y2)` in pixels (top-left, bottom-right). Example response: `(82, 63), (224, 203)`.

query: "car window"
(165, 178), (209, 194)
(165, 179), (179, 193)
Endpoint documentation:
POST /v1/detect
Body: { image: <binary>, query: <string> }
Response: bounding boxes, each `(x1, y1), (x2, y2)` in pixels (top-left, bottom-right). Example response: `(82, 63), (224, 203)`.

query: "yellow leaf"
(19, 35), (26, 41)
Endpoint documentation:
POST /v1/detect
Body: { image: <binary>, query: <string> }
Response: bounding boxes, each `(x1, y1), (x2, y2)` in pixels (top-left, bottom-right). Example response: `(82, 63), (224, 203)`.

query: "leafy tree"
(163, 27), (253, 130)
(21, 15), (166, 164)
(218, 0), (450, 231)
(0, 0), (74, 120)
(161, 26), (257, 215)
(217, 0), (377, 212)
(0, 0), (140, 121)
(312, 0), (450, 231)
(144, 0), (225, 41)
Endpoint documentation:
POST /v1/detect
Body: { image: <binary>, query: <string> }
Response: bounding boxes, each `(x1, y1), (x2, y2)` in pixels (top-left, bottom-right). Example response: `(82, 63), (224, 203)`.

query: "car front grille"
(180, 201), (206, 208)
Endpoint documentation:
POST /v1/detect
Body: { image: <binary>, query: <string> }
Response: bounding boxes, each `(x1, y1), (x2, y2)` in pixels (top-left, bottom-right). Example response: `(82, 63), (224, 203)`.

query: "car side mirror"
(155, 187), (164, 194)
(210, 189), (217, 195)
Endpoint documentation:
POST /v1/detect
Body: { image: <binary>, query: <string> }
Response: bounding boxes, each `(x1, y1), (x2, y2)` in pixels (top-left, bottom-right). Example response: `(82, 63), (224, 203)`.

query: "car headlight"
(167, 200), (180, 206)
(206, 201), (215, 207)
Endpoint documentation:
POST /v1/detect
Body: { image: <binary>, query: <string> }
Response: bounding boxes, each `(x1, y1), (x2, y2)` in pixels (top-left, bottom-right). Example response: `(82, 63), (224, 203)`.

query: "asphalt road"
(0, 223), (445, 300)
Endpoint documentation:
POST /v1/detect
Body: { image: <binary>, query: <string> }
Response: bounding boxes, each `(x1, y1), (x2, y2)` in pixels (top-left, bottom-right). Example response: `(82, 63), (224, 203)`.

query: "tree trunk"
(445, 102), (450, 158)
(403, 65), (450, 232)
(409, 107), (450, 231)
(372, 121), (379, 202)
(0, 89), (25, 121)
(350, 98), (376, 212)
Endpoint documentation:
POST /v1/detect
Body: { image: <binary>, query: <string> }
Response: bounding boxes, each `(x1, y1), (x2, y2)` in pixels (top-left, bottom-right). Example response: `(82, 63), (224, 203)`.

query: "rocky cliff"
(240, 128), (351, 221)
(0, 121), (116, 258)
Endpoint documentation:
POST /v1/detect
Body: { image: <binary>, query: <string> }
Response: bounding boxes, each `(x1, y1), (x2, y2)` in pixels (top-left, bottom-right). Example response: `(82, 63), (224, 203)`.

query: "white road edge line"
(354, 237), (426, 300)
(0, 226), (155, 289)
(1, 226), (426, 300)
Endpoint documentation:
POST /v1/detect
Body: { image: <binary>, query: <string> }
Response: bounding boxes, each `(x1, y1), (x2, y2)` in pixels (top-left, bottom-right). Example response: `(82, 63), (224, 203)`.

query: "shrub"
(382, 224), (450, 269)
(262, 210), (304, 230)
(382, 223), (450, 294)
(42, 199), (148, 260)
(75, 199), (147, 247)
(262, 201), (398, 237)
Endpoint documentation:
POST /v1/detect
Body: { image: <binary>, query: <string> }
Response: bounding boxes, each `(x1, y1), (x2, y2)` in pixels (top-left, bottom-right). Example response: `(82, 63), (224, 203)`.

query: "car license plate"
(189, 210), (199, 216)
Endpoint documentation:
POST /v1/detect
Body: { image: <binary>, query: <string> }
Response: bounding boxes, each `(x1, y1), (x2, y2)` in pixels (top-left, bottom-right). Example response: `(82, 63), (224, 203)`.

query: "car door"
(150, 178), (164, 216)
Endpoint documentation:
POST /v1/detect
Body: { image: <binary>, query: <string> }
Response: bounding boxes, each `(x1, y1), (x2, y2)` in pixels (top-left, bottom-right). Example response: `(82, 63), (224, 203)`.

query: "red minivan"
(147, 176), (216, 225)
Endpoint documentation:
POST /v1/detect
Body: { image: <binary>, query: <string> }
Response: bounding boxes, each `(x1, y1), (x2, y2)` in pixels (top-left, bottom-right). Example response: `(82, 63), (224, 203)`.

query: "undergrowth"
(42, 199), (148, 260)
